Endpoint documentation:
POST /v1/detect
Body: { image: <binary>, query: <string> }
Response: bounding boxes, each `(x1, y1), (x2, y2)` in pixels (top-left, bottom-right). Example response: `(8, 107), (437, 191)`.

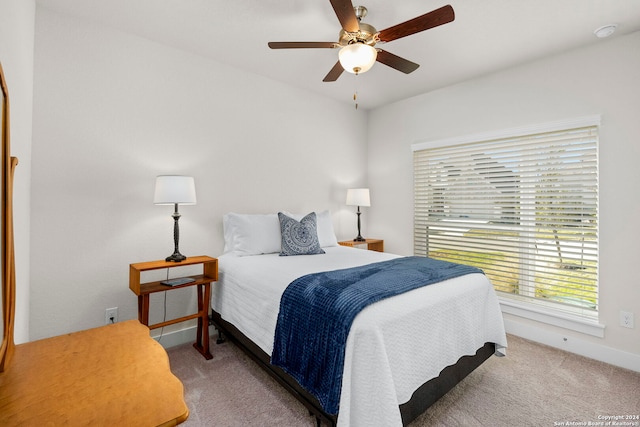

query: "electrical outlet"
(620, 311), (634, 329)
(105, 307), (118, 325)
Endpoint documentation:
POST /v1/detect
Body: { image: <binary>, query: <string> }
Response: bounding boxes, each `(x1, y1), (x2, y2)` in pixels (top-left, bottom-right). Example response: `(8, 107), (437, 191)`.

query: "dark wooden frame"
(211, 309), (495, 426)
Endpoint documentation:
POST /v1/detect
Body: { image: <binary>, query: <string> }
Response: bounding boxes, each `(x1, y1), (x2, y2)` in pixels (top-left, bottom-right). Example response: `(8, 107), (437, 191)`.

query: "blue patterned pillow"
(278, 212), (325, 256)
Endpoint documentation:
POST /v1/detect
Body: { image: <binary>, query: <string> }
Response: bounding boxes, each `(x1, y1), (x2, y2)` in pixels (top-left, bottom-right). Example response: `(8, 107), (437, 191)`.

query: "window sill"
(499, 297), (605, 337)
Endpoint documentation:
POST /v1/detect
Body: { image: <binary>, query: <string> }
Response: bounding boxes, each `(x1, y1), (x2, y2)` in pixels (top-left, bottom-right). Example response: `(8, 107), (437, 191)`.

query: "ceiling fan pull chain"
(353, 74), (359, 110)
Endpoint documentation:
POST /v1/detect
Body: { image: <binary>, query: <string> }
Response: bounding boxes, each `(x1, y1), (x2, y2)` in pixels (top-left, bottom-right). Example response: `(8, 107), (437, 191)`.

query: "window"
(413, 118), (599, 321)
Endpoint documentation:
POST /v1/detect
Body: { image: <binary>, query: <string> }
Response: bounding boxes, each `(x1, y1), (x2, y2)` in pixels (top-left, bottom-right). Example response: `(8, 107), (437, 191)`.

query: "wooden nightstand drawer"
(338, 239), (384, 252)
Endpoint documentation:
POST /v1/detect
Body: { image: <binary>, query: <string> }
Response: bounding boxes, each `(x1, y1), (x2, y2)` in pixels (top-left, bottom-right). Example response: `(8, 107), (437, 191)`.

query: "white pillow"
(223, 213), (281, 255)
(222, 213), (239, 253)
(281, 210), (338, 248)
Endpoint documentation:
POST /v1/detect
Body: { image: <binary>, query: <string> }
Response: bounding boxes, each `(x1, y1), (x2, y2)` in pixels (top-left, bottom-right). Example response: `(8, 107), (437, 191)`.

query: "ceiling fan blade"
(268, 42), (337, 49)
(377, 4), (455, 42)
(330, 0), (359, 32)
(323, 61), (344, 82)
(376, 50), (420, 74)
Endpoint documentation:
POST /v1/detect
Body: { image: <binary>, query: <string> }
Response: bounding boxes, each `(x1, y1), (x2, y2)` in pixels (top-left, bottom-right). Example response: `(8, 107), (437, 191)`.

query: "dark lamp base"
(353, 236), (366, 242)
(165, 252), (187, 262)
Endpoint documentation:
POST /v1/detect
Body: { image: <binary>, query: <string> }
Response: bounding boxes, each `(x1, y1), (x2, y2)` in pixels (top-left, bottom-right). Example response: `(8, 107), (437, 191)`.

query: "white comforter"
(211, 246), (507, 427)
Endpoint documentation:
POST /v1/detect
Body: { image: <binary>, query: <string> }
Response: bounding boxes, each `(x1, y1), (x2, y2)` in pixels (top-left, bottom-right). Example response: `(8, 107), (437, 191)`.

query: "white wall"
(30, 8), (368, 340)
(368, 32), (640, 364)
(0, 0), (34, 344)
(27, 5), (640, 368)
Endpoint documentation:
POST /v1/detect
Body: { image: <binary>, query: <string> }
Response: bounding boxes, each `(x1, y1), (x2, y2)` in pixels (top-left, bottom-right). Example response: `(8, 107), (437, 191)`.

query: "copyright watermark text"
(554, 415), (640, 426)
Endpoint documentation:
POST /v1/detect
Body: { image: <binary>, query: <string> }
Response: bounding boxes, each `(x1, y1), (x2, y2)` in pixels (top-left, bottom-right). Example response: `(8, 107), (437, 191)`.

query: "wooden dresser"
(0, 320), (189, 426)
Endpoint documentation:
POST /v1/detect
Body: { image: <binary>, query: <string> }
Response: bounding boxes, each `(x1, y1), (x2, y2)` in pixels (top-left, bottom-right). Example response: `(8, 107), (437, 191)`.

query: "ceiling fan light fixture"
(339, 43), (377, 74)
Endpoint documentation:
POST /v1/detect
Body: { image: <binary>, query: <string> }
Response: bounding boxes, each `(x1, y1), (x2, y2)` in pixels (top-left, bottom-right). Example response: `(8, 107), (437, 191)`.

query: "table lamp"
(346, 188), (370, 242)
(154, 175), (197, 262)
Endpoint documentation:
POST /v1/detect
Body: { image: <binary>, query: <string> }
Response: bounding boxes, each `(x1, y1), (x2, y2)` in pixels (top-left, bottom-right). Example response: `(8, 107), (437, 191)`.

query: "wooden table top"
(0, 320), (189, 426)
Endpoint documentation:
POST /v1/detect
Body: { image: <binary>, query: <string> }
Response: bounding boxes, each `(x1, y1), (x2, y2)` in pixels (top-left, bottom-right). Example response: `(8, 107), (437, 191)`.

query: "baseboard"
(151, 324), (212, 349)
(504, 317), (640, 372)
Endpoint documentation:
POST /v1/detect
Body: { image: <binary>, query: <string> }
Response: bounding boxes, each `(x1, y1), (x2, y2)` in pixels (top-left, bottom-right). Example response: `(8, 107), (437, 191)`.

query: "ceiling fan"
(268, 1), (455, 82)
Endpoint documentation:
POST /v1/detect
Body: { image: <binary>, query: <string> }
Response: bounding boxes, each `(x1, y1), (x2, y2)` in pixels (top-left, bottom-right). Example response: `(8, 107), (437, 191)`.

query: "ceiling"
(35, 0), (640, 110)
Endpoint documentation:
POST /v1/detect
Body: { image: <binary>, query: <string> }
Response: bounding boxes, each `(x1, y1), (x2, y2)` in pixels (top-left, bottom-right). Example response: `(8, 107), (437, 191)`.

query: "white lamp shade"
(346, 188), (370, 207)
(339, 43), (377, 74)
(154, 175), (197, 205)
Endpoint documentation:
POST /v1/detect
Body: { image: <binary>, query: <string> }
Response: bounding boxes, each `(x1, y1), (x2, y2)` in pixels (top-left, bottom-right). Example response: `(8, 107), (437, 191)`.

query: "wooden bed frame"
(211, 309), (495, 426)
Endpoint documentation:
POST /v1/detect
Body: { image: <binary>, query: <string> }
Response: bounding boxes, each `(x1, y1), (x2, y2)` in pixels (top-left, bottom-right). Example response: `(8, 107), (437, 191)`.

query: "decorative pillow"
(278, 212), (325, 256)
(281, 210), (339, 247)
(223, 213), (281, 255)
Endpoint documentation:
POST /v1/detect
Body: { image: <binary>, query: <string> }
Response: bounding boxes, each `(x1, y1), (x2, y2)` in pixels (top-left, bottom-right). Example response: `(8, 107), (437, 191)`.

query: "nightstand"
(129, 255), (218, 360)
(338, 238), (384, 252)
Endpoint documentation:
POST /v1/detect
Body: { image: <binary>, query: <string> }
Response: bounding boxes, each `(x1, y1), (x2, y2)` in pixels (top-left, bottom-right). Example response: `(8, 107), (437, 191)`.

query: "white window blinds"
(413, 124), (599, 318)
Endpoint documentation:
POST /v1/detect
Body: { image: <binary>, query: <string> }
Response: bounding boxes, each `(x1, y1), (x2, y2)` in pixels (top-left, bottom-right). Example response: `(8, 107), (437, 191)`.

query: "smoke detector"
(594, 24), (617, 38)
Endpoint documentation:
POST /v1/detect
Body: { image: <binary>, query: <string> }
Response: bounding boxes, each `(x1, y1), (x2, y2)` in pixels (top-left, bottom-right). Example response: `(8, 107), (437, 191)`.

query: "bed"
(211, 211), (507, 426)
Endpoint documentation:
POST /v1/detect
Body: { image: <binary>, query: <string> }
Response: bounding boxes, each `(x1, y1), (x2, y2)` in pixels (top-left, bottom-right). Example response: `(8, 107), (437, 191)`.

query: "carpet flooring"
(166, 334), (640, 426)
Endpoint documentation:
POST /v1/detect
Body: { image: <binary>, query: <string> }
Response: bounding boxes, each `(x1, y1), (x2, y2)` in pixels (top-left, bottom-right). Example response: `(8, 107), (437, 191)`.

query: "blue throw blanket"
(271, 256), (482, 415)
